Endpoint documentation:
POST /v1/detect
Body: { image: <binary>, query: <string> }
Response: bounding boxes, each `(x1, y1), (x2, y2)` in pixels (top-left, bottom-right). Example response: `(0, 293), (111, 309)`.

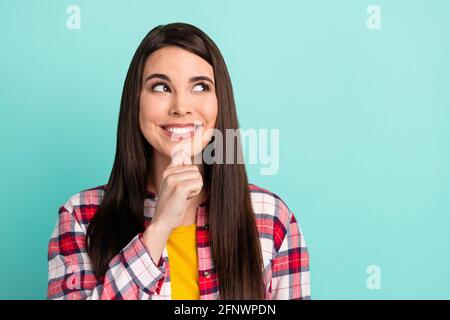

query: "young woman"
(47, 22), (310, 300)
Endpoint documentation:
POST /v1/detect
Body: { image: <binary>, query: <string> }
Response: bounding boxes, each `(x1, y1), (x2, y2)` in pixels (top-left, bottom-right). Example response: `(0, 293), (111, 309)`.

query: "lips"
(160, 123), (203, 139)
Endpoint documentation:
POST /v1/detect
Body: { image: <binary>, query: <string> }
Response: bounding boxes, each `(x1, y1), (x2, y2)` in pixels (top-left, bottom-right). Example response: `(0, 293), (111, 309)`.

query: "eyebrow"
(144, 73), (214, 85)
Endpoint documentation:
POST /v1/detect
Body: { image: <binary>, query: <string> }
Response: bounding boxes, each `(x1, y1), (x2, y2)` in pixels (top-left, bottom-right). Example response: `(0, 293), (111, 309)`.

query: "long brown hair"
(86, 22), (265, 300)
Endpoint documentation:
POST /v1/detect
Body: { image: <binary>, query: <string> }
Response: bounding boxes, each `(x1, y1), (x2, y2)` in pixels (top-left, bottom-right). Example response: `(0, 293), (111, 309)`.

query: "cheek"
(139, 96), (165, 134)
(140, 105), (158, 125)
(201, 97), (218, 126)
(139, 96), (164, 129)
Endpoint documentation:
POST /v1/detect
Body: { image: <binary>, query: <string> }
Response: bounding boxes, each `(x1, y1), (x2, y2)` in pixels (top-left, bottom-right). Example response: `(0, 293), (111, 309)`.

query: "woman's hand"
(149, 148), (203, 232)
(142, 147), (203, 265)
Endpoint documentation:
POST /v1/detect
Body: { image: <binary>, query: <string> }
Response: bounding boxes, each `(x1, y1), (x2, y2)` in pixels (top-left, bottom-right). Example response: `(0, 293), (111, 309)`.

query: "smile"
(160, 123), (203, 139)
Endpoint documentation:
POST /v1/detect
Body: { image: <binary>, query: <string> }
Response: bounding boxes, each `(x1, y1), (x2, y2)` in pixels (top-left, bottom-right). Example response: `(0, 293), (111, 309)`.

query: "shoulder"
(248, 183), (298, 253)
(248, 183), (293, 223)
(57, 184), (107, 227)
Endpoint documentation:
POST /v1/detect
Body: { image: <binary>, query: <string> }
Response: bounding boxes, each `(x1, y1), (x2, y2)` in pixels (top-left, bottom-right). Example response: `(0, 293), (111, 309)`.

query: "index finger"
(168, 148), (185, 168)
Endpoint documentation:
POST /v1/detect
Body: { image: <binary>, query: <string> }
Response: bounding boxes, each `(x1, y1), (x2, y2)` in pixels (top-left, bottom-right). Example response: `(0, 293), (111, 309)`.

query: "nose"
(169, 94), (192, 117)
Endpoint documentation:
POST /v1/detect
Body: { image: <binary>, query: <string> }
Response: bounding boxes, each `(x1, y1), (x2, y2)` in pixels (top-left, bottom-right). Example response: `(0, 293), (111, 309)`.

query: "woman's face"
(139, 46), (218, 160)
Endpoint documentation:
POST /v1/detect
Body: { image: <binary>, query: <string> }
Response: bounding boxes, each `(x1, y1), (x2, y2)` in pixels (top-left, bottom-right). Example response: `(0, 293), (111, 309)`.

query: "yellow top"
(166, 223), (200, 300)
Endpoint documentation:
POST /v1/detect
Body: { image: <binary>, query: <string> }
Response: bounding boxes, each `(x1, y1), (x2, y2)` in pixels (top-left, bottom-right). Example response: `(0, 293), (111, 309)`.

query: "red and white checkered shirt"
(47, 183), (310, 300)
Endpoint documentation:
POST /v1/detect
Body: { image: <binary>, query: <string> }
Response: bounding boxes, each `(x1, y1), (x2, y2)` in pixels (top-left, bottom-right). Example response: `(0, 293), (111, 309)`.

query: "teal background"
(1, 0), (449, 299)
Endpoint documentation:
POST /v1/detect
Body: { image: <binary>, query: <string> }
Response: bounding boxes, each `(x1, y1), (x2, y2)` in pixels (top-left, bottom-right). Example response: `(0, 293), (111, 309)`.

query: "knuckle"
(166, 174), (175, 186)
(173, 181), (184, 192)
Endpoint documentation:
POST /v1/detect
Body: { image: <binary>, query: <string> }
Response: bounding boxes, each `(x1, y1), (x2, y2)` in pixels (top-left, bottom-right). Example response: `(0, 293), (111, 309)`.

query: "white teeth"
(165, 126), (195, 134)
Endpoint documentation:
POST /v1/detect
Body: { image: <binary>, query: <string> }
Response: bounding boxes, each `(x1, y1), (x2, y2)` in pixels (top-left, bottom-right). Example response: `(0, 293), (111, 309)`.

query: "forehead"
(143, 46), (214, 80)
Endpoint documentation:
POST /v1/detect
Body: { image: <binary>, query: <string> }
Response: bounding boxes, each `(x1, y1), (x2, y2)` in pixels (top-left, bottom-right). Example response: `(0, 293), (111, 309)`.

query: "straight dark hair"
(86, 22), (266, 300)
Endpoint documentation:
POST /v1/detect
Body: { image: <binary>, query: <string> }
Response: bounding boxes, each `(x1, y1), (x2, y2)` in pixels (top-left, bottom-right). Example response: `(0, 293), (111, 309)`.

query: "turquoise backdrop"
(1, 0), (449, 299)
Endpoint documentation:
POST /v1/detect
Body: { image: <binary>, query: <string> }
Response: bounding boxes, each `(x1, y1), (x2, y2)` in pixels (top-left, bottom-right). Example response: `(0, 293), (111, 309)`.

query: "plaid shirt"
(47, 183), (310, 300)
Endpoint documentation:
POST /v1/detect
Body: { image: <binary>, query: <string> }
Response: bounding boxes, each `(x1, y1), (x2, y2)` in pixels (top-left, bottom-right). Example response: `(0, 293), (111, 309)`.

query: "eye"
(192, 81), (210, 92)
(151, 82), (171, 93)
